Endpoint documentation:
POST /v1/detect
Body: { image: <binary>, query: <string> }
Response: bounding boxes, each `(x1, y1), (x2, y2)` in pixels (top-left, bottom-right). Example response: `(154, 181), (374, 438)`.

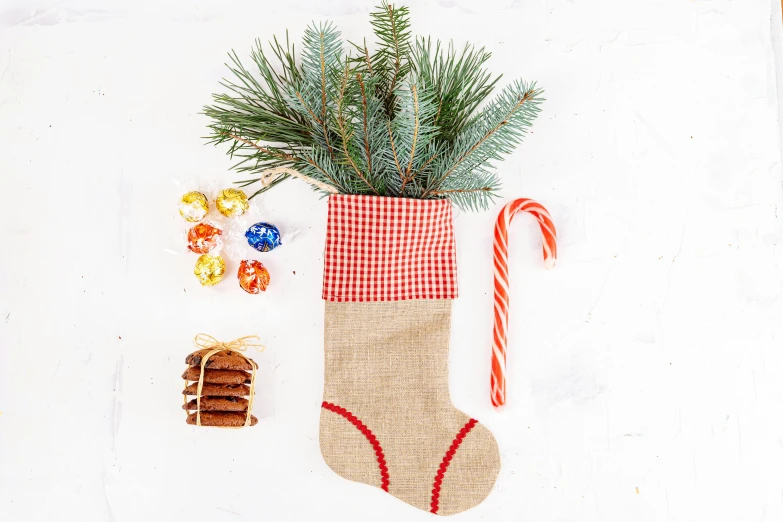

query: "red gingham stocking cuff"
(322, 195), (458, 302)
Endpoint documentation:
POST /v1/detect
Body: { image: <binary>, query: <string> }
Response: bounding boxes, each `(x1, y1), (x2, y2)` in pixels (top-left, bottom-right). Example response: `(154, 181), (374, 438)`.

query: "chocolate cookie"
(183, 383), (250, 397)
(186, 411), (258, 427)
(185, 349), (255, 370)
(181, 367), (251, 385)
(183, 396), (249, 412)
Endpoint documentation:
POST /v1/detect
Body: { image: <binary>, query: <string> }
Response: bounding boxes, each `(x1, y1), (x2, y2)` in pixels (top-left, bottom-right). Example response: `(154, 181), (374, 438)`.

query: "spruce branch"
(346, 69), (390, 194)
(294, 91), (322, 124)
(405, 83), (420, 175)
(335, 61), (379, 195)
(299, 22), (343, 159)
(300, 149), (351, 193)
(369, 1), (412, 117)
(414, 151), (438, 178)
(363, 40), (373, 75)
(387, 119), (404, 176)
(432, 187), (492, 195)
(382, 4), (403, 96)
(357, 74), (373, 176)
(386, 79), (438, 197)
(205, 4), (543, 211)
(431, 169), (500, 211)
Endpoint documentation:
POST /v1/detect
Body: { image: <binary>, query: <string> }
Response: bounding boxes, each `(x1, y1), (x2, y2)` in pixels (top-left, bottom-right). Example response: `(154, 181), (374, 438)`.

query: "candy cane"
(491, 198), (557, 408)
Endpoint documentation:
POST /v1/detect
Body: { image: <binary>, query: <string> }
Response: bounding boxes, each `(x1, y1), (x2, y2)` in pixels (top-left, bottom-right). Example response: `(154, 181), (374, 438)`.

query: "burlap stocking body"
(319, 195), (500, 516)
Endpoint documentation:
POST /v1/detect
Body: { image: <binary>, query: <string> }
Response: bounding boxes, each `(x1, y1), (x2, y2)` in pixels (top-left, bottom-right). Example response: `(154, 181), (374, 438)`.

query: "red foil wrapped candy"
(238, 260), (270, 294)
(187, 223), (223, 254)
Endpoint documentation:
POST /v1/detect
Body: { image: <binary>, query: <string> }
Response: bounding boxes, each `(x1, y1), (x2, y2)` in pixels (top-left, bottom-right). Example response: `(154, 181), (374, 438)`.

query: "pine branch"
(423, 81), (543, 199)
(268, 32), (302, 86)
(225, 132), (295, 161)
(246, 173), (289, 198)
(412, 37), (501, 145)
(204, 38), (309, 147)
(224, 133), (340, 193)
(206, 5), (543, 212)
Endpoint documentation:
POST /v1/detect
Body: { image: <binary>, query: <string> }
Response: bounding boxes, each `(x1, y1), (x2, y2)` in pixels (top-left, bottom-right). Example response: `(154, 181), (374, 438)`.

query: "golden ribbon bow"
(193, 333), (266, 355)
(186, 334), (265, 428)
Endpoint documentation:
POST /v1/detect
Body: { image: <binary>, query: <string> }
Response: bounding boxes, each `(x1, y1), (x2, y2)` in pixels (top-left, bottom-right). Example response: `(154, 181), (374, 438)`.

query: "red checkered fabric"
(322, 195), (458, 302)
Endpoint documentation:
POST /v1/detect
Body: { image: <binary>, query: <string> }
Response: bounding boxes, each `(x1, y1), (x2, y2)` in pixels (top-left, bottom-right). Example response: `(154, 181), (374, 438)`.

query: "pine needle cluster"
(205, 2), (542, 211)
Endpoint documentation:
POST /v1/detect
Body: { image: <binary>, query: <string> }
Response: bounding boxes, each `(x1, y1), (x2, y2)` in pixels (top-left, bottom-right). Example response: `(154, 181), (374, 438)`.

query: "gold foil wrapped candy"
(179, 191), (209, 222)
(215, 188), (249, 218)
(194, 254), (226, 286)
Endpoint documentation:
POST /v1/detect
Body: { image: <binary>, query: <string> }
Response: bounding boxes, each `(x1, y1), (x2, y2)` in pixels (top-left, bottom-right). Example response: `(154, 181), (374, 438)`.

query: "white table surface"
(2, 1), (783, 520)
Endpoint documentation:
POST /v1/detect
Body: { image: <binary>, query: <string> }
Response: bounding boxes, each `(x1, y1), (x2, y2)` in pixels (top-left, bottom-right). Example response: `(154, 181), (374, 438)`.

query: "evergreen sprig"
(368, 1), (412, 118)
(205, 1), (542, 211)
(411, 37), (501, 145)
(424, 79), (543, 210)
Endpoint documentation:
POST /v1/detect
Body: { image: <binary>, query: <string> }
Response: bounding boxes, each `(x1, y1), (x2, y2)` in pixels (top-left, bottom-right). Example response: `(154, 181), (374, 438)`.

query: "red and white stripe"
(491, 198), (557, 408)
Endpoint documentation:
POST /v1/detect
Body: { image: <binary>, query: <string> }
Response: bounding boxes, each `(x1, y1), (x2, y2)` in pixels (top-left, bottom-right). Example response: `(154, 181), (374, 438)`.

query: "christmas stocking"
(319, 195), (500, 515)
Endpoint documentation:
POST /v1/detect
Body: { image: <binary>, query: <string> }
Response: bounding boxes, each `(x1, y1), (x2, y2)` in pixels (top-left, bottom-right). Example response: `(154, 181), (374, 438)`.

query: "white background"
(2, 1), (783, 520)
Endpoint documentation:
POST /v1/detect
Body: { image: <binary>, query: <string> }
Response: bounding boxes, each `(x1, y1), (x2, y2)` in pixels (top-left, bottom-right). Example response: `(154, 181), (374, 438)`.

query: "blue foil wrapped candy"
(245, 222), (282, 252)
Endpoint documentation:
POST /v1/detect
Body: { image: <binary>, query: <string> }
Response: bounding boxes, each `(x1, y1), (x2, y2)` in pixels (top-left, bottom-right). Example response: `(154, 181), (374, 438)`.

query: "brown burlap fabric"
(320, 300), (500, 515)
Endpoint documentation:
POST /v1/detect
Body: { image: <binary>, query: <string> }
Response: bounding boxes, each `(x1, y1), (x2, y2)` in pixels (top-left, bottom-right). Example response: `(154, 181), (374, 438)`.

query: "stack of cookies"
(183, 348), (258, 427)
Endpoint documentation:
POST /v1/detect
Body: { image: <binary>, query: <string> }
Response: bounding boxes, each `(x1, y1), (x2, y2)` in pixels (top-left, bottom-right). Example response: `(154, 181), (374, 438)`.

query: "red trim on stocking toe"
(322, 401), (390, 492)
(430, 418), (478, 514)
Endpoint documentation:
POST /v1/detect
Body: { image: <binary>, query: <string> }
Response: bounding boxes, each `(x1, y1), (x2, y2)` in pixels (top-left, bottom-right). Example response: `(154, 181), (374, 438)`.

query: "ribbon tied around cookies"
(193, 333), (265, 354)
(185, 334), (265, 427)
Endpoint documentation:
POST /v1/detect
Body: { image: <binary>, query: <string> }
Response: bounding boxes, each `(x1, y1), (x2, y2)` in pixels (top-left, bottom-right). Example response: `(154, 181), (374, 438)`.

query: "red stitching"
(322, 401), (390, 492)
(430, 418), (478, 514)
